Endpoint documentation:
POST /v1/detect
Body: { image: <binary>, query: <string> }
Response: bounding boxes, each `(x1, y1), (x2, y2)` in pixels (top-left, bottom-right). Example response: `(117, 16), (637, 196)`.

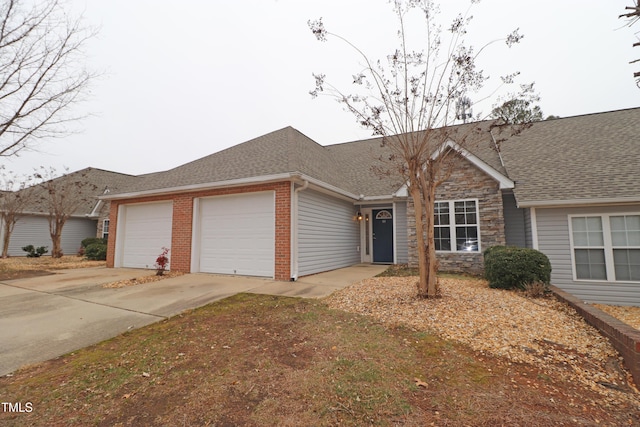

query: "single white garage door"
(119, 202), (173, 269)
(197, 192), (274, 277)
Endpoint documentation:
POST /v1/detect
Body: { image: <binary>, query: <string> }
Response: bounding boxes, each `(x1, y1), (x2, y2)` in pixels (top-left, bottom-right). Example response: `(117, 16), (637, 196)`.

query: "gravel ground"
(325, 276), (640, 408)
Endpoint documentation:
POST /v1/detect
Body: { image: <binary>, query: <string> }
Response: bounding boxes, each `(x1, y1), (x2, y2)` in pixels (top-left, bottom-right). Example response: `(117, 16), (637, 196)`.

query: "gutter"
(18, 211), (93, 220)
(99, 172), (362, 202)
(517, 197), (640, 209)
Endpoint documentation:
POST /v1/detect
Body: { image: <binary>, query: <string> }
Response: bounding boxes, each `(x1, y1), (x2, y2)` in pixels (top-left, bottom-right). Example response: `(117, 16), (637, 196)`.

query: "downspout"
(291, 179), (309, 281)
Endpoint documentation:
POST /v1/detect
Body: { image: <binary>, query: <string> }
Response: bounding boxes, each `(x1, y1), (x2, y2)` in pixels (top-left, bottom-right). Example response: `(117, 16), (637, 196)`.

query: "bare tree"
(0, 168), (36, 257)
(620, 2), (640, 86)
(33, 167), (97, 258)
(309, 0), (531, 298)
(0, 0), (96, 157)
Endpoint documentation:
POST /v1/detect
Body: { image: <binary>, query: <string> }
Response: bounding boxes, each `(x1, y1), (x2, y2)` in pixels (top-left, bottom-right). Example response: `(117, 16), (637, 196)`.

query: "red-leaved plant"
(155, 247), (170, 276)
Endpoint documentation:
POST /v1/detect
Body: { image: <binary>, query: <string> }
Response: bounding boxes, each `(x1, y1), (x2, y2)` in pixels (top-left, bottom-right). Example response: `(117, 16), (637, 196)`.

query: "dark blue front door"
(372, 209), (393, 263)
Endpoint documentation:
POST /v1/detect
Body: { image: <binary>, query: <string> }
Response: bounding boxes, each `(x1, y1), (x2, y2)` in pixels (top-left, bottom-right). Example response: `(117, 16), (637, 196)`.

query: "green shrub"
(22, 245), (48, 258)
(85, 242), (107, 261)
(81, 237), (106, 248)
(484, 245), (551, 290)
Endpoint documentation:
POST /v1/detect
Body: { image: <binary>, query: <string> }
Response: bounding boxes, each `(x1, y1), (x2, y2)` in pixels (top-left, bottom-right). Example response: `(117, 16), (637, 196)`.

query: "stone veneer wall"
(407, 156), (506, 274)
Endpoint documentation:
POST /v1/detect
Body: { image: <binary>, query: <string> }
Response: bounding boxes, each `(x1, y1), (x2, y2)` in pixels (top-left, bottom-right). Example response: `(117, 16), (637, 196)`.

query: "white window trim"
(434, 198), (481, 253)
(102, 218), (110, 239)
(568, 213), (640, 283)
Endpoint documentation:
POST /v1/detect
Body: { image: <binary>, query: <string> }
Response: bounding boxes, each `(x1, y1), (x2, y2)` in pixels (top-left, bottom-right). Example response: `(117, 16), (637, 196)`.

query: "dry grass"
(0, 256), (105, 272)
(2, 292), (638, 426)
(0, 278), (640, 426)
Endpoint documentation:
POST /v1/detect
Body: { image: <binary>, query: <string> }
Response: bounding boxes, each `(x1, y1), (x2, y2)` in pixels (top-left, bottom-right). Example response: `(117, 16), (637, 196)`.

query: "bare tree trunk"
(417, 160), (440, 298)
(410, 183), (429, 298)
(1, 217), (11, 258)
(50, 230), (62, 258)
(423, 178), (439, 297)
(49, 216), (66, 258)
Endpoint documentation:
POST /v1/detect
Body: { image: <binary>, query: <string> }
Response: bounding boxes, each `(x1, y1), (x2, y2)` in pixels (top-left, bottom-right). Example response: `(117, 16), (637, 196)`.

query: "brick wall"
(106, 181), (292, 280)
(551, 285), (640, 388)
(407, 155), (506, 274)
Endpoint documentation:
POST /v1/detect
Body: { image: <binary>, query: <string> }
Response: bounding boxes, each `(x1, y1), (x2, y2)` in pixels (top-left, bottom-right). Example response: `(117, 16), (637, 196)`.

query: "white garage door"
(198, 192), (274, 277)
(120, 202), (173, 269)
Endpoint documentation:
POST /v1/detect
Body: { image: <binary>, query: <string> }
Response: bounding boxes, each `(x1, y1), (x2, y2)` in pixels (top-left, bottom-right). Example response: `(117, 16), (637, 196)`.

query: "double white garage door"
(117, 192), (275, 277)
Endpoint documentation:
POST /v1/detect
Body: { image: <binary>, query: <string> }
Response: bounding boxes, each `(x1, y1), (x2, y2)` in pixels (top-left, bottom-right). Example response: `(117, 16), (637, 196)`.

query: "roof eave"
(100, 173), (299, 200)
(517, 197), (640, 208)
(16, 211), (95, 219)
(100, 172), (362, 202)
(440, 140), (514, 190)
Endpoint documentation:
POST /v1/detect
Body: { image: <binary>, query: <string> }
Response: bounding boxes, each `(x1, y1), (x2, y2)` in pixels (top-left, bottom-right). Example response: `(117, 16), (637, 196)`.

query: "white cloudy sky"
(3, 0), (639, 177)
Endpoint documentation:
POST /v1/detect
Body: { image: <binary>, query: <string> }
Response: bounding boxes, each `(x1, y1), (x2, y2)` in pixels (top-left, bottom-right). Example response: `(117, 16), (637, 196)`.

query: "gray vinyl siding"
(5, 215), (97, 257)
(536, 205), (640, 306)
(60, 217), (98, 255)
(297, 189), (360, 276)
(502, 192), (526, 247)
(394, 201), (408, 263)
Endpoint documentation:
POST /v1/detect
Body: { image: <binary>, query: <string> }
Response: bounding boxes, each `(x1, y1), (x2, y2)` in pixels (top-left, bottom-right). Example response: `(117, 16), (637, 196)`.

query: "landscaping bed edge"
(550, 285), (640, 388)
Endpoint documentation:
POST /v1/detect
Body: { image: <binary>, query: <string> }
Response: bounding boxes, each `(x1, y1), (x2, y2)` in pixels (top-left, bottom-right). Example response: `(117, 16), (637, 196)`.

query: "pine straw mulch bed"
(0, 256), (185, 288)
(0, 256), (106, 280)
(0, 256), (105, 271)
(324, 276), (640, 410)
(592, 303), (640, 330)
(101, 271), (186, 289)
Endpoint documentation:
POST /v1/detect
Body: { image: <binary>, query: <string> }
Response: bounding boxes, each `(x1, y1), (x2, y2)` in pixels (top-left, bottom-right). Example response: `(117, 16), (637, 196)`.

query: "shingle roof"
(499, 108), (640, 206)
(117, 127), (358, 195)
(101, 107), (640, 206)
(325, 121), (506, 197)
(107, 122), (506, 199)
(19, 168), (139, 216)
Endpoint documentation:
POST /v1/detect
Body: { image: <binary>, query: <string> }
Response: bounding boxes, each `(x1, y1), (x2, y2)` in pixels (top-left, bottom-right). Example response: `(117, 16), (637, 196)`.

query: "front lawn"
(1, 290), (637, 426)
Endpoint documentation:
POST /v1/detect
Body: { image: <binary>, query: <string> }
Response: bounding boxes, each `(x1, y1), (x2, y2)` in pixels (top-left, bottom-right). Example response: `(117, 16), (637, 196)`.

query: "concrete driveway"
(0, 264), (386, 376)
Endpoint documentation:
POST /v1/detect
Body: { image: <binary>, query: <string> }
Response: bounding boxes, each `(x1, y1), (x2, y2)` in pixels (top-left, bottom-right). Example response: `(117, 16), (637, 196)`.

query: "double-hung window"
(102, 219), (110, 240)
(570, 214), (640, 282)
(434, 199), (480, 252)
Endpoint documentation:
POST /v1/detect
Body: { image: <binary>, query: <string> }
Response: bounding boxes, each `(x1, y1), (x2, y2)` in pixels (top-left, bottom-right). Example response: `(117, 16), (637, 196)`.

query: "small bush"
(484, 246), (551, 290)
(22, 245), (48, 258)
(523, 280), (549, 298)
(81, 237), (106, 248)
(154, 247), (170, 276)
(85, 242), (107, 261)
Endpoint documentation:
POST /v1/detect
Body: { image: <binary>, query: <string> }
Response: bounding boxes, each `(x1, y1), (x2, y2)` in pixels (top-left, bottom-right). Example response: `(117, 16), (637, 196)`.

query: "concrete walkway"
(0, 264), (386, 376)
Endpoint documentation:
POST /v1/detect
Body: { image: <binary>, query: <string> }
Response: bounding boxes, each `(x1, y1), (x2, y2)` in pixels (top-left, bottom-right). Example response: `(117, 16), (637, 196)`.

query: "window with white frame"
(434, 199), (480, 252)
(570, 214), (640, 282)
(102, 219), (110, 240)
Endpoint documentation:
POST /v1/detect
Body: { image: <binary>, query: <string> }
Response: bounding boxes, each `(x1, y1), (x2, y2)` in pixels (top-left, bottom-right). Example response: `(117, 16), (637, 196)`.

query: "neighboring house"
(97, 108), (639, 305)
(0, 168), (139, 257)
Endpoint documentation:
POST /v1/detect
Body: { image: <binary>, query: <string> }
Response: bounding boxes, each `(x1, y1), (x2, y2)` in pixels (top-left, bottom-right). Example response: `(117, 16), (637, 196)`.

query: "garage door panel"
(198, 192), (274, 277)
(121, 202), (173, 269)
